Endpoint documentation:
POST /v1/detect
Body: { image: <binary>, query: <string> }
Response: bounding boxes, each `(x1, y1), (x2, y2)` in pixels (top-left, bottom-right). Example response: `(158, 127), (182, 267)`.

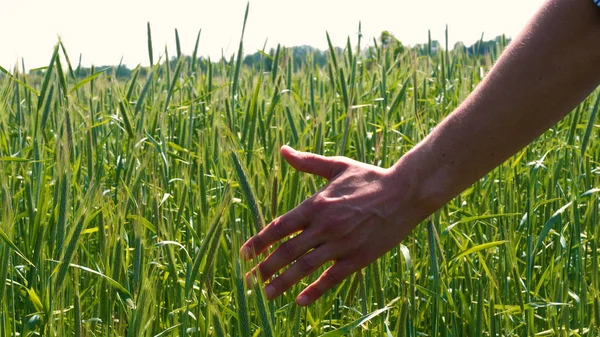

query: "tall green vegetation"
(0, 20), (599, 336)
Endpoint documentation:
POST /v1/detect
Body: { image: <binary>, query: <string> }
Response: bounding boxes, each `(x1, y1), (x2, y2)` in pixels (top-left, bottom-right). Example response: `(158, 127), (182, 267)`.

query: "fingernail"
(296, 294), (309, 306)
(265, 284), (275, 299)
(245, 272), (254, 287)
(240, 246), (251, 260)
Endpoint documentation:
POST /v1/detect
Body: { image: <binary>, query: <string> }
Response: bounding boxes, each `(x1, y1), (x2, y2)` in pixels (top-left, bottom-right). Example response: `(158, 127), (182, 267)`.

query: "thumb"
(280, 145), (346, 180)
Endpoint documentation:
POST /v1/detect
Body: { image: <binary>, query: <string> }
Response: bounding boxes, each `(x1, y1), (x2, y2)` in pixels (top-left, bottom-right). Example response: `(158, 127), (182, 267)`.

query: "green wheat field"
(1, 13), (600, 337)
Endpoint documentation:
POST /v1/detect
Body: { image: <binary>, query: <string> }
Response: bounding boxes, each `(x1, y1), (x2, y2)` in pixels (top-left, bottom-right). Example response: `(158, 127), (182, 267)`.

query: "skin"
(241, 0), (600, 306)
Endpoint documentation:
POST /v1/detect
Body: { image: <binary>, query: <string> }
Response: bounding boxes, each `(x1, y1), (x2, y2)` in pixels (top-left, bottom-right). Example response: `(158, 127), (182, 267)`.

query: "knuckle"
(270, 217), (288, 239)
(297, 153), (317, 170)
(305, 288), (323, 302)
(303, 152), (318, 161)
(294, 205), (310, 223)
(311, 194), (332, 210)
(257, 263), (272, 281)
(270, 277), (288, 293)
(249, 236), (265, 252)
(321, 270), (342, 287)
(279, 241), (297, 261)
(296, 255), (316, 273)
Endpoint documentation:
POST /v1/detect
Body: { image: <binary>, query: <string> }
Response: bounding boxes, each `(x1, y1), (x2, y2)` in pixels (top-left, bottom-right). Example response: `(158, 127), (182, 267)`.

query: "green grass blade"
(175, 28), (182, 59)
(119, 101), (135, 139)
(37, 44), (59, 112)
(0, 65), (39, 95)
(450, 241), (508, 263)
(231, 149), (265, 233)
(318, 307), (389, 337)
(191, 29), (202, 72)
(0, 227), (33, 266)
(534, 201), (573, 253)
(581, 93), (600, 155)
(326, 32), (339, 71)
(69, 69), (107, 94)
(135, 69), (154, 115)
(147, 22), (154, 67)
(67, 263), (133, 305)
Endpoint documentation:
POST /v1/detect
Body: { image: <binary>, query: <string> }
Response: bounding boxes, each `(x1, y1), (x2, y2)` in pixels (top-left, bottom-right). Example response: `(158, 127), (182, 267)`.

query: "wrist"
(389, 144), (453, 217)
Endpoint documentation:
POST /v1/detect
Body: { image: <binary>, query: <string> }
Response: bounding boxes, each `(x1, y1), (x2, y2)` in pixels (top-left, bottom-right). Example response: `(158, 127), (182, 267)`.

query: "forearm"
(394, 0), (600, 214)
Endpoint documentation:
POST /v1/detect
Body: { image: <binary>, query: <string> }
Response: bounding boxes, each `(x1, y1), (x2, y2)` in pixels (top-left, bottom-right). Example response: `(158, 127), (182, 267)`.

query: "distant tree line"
(242, 45), (336, 71)
(11, 33), (509, 79)
(412, 35), (510, 57)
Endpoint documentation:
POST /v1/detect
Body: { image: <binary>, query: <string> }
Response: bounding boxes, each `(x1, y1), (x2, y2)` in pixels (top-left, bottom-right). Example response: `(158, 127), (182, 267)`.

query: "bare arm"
(241, 0), (600, 306)
(401, 0), (600, 214)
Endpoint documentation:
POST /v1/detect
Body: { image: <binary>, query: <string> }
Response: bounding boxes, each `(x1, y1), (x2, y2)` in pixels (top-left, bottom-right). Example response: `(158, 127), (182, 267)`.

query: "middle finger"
(263, 243), (334, 300)
(256, 228), (323, 281)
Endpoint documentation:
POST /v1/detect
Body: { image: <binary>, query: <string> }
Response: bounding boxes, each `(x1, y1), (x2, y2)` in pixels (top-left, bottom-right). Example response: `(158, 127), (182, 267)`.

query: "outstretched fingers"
(240, 202), (310, 260)
(295, 259), (359, 306)
(255, 228), (322, 281)
(263, 244), (334, 300)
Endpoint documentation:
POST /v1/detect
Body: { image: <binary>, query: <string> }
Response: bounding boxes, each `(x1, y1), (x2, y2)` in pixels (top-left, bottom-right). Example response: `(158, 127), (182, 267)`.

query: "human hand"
(240, 145), (428, 306)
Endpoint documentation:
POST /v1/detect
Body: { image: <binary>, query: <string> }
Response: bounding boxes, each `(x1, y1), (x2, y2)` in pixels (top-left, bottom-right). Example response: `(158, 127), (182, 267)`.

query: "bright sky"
(1, 0), (546, 71)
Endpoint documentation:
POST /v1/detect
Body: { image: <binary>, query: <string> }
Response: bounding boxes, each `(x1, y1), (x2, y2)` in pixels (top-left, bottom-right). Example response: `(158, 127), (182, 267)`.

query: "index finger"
(240, 202), (310, 260)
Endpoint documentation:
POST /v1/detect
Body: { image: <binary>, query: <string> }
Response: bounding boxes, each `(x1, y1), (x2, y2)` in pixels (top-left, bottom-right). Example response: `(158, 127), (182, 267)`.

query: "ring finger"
(255, 228), (324, 281)
(263, 244), (334, 300)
